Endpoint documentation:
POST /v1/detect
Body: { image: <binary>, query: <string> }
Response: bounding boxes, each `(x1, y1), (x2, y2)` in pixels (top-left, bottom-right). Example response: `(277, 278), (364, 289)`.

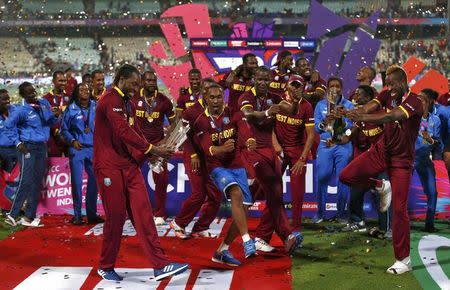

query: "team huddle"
(0, 50), (449, 281)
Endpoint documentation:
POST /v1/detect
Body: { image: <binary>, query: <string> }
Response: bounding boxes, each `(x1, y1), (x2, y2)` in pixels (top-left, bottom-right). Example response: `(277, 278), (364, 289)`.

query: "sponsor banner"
(0, 18), (447, 28)
(1, 157), (448, 219)
(210, 40), (228, 47)
(36, 158), (104, 216)
(264, 40), (283, 47)
(191, 38), (316, 50)
(283, 40), (299, 48)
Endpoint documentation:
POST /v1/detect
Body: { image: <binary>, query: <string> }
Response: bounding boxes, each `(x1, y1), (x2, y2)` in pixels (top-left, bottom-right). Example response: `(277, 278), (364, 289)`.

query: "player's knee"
(338, 167), (351, 184)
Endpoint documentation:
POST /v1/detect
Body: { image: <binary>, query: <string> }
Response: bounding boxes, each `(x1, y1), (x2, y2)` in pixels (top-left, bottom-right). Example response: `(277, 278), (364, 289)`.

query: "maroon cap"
(288, 74), (305, 86)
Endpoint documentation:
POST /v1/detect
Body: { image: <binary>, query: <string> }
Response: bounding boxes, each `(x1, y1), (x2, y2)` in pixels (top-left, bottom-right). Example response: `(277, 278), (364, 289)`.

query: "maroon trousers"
(242, 148), (292, 242)
(151, 163), (169, 218)
(310, 133), (320, 160)
(174, 154), (222, 232)
(282, 146), (306, 231)
(339, 143), (412, 260)
(96, 166), (169, 270)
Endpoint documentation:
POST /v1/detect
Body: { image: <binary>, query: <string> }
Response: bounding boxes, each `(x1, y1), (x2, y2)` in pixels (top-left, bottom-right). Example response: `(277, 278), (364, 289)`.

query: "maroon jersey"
(132, 89), (175, 144)
(176, 87), (201, 112)
(194, 107), (252, 172)
(352, 119), (384, 158)
(238, 88), (283, 148)
(43, 89), (70, 111)
(181, 98), (206, 157)
(269, 69), (290, 96)
(65, 76), (78, 97)
(43, 90), (69, 155)
(437, 92), (450, 106)
(374, 90), (423, 168)
(275, 97), (314, 148)
(348, 86), (379, 103)
(218, 72), (253, 114)
(304, 77), (327, 108)
(93, 87), (152, 170)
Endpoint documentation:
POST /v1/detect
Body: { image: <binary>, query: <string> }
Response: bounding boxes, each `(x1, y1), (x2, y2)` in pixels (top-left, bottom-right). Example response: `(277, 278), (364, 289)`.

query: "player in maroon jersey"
(170, 78), (223, 239)
(91, 70), (106, 101)
(132, 71), (176, 226)
(93, 64), (188, 282)
(294, 57), (327, 159)
(238, 66), (303, 255)
(340, 65), (424, 274)
(219, 53), (258, 114)
(348, 66), (378, 102)
(194, 83), (257, 266)
(273, 75), (315, 231)
(338, 85), (390, 236)
(175, 68), (202, 119)
(437, 78), (450, 106)
(269, 50), (293, 96)
(64, 67), (78, 97)
(43, 70), (68, 157)
(294, 57), (326, 109)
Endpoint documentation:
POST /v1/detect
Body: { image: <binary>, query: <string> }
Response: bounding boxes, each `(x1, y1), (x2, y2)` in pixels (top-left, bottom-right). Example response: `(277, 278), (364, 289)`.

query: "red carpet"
(0, 216), (291, 290)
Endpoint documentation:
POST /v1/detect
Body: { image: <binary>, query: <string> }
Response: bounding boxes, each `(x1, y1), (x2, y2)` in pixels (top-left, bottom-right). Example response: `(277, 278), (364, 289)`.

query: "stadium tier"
(0, 38), (42, 76)
(27, 37), (101, 70)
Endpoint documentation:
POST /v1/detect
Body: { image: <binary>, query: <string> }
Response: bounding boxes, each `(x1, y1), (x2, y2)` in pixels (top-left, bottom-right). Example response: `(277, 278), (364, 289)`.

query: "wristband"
(264, 110), (269, 117)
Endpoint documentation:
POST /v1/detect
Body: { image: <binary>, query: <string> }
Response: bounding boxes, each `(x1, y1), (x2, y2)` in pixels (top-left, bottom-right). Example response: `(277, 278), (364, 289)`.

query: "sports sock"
(218, 242), (229, 252)
(242, 233), (251, 242)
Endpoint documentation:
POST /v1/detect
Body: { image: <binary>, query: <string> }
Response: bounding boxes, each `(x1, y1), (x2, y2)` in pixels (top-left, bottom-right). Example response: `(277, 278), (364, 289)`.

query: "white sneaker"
(169, 220), (188, 239)
(377, 179), (392, 212)
(5, 214), (18, 226)
(153, 217), (165, 226)
(386, 257), (412, 275)
(190, 230), (218, 238)
(255, 237), (275, 252)
(19, 217), (44, 227)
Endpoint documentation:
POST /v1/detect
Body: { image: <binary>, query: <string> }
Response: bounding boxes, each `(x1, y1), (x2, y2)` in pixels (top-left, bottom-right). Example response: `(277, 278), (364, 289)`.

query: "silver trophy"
(149, 120), (190, 173)
(326, 87), (339, 134)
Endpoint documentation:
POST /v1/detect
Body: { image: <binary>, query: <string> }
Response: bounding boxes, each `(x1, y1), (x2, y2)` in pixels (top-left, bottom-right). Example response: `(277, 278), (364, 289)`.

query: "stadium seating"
(27, 37), (101, 70)
(102, 37), (169, 64)
(94, 0), (160, 14)
(18, 0), (84, 14)
(0, 38), (42, 76)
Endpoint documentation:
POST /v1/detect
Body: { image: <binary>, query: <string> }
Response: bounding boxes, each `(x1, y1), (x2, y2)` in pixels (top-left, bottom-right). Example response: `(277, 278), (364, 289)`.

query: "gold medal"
(147, 117), (154, 123)
(129, 117), (134, 126)
(84, 127), (91, 133)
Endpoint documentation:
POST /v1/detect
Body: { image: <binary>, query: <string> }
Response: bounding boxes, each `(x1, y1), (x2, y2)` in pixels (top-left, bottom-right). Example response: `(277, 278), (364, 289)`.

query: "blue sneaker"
(285, 231), (303, 255)
(97, 269), (123, 281)
(211, 250), (241, 266)
(243, 239), (257, 258)
(154, 262), (189, 281)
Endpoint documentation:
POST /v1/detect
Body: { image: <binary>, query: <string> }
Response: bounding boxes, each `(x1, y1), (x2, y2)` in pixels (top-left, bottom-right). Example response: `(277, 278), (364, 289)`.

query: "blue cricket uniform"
(61, 100), (98, 221)
(433, 104), (450, 158)
(314, 96), (354, 219)
(5, 98), (60, 220)
(414, 112), (441, 229)
(0, 105), (19, 173)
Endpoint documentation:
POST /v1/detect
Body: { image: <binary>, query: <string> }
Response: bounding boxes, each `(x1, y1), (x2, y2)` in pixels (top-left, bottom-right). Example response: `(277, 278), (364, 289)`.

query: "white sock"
(242, 234), (251, 242)
(400, 256), (410, 264)
(218, 242), (229, 253)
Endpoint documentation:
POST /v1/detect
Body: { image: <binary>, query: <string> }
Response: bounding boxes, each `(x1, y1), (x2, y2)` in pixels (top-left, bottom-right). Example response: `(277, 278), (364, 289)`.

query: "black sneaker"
(87, 216), (104, 224)
(424, 226), (438, 233)
(71, 217), (85, 225)
(342, 221), (367, 232)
